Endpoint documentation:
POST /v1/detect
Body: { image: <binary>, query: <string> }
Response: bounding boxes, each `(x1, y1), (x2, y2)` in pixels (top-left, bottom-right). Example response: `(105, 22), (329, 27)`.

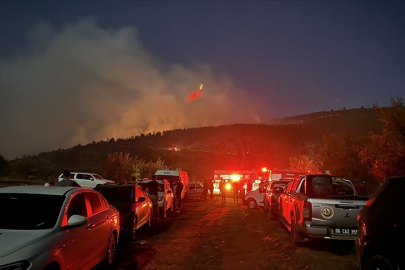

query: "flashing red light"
(262, 167), (268, 172)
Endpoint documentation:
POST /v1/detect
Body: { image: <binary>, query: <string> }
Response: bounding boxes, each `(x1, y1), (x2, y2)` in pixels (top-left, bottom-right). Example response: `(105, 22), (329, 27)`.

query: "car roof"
(60, 172), (101, 175)
(0, 185), (82, 195)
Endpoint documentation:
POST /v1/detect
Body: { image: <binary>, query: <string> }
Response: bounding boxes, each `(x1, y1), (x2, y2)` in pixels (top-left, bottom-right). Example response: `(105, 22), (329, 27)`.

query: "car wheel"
(365, 255), (396, 270)
(290, 214), (302, 244)
(130, 216), (137, 241)
(247, 198), (257, 209)
(104, 233), (117, 266)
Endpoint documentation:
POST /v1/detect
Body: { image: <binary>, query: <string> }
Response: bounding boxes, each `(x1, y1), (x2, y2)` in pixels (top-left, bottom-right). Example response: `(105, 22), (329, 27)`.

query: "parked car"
(278, 175), (369, 244)
(138, 179), (174, 218)
(263, 180), (291, 219)
(57, 172), (115, 189)
(356, 176), (405, 270)
(243, 181), (269, 209)
(0, 185), (120, 270)
(187, 182), (203, 198)
(94, 184), (153, 241)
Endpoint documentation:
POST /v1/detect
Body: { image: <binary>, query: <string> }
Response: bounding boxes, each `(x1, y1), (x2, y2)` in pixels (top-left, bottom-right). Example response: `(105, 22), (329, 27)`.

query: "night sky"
(0, 1), (404, 159)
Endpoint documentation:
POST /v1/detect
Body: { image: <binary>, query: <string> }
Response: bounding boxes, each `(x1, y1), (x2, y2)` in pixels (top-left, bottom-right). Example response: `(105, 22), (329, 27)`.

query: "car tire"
(103, 233), (117, 266)
(247, 198), (257, 209)
(365, 255), (396, 270)
(290, 214), (303, 245)
(130, 216), (137, 241)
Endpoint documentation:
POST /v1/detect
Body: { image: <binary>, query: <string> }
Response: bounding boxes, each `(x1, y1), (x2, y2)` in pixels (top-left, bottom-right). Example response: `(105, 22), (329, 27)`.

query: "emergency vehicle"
(154, 170), (189, 199)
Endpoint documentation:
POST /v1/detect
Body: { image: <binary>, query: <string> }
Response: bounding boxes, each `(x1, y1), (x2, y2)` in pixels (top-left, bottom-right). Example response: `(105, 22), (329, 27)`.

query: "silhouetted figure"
(175, 180), (184, 209)
(232, 181), (239, 203)
(209, 178), (214, 199)
(55, 170), (81, 187)
(201, 179), (209, 201)
(219, 179), (227, 204)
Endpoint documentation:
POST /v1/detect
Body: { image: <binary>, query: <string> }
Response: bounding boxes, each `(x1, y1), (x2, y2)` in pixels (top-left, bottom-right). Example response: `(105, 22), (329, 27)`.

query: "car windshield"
(97, 187), (134, 203)
(0, 193), (65, 230)
(93, 174), (104, 180)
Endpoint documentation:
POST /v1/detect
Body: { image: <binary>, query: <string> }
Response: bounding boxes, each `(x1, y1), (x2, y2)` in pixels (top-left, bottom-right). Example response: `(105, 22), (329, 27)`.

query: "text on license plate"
(334, 228), (358, 235)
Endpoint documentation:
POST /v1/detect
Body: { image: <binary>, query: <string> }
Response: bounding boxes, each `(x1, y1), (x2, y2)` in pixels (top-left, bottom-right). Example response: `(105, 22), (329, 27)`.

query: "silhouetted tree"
(0, 155), (10, 176)
(104, 152), (132, 183)
(358, 98), (405, 182)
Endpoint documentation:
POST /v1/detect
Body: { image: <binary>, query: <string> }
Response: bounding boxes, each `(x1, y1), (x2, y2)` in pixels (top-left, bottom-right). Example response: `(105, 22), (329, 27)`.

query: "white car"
(187, 182), (203, 198)
(243, 181), (269, 209)
(138, 179), (174, 218)
(0, 185), (120, 270)
(57, 172), (115, 189)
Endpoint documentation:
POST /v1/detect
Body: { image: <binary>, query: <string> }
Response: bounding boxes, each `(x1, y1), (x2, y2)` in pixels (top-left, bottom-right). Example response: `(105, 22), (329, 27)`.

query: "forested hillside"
(2, 108), (382, 181)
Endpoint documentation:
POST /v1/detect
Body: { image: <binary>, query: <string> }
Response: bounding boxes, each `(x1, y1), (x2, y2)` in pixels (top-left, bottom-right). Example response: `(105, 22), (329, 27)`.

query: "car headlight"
(0, 260), (31, 270)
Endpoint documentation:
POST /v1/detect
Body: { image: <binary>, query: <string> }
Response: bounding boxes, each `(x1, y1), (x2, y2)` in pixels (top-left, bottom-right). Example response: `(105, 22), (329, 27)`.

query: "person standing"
(201, 179), (209, 202)
(175, 179), (184, 210)
(219, 179), (226, 204)
(232, 181), (239, 204)
(246, 180), (253, 193)
(54, 170), (81, 187)
(209, 178), (214, 199)
(148, 175), (160, 219)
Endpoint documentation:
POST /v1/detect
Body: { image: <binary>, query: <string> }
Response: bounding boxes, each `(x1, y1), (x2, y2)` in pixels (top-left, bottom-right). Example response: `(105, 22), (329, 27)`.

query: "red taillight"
(303, 202), (312, 221)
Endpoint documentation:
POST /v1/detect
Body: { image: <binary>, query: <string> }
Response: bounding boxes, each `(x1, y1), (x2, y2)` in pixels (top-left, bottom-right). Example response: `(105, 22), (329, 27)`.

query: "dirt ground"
(108, 196), (358, 270)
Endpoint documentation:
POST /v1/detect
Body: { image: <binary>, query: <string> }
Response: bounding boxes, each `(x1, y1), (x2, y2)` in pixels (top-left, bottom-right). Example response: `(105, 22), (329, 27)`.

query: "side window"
(196, 184), (202, 189)
(190, 184), (195, 189)
(70, 173), (76, 179)
(291, 180), (300, 192)
(285, 181), (294, 194)
(76, 174), (84, 180)
(86, 192), (104, 215)
(66, 193), (87, 220)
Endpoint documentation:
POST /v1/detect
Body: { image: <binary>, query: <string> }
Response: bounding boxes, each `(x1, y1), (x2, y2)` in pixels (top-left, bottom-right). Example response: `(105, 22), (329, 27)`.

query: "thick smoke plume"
(0, 18), (259, 159)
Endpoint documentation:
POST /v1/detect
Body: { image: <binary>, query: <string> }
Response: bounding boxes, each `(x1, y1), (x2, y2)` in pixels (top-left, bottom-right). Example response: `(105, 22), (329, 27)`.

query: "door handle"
(105, 215), (110, 220)
(87, 223), (95, 230)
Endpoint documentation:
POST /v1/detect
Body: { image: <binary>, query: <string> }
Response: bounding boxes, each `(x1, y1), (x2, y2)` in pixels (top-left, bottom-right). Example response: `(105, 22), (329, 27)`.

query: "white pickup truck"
(278, 174), (369, 243)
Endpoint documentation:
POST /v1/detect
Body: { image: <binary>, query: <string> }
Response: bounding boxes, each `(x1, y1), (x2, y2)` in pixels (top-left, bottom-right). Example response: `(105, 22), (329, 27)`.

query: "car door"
(59, 192), (92, 270)
(280, 181), (294, 223)
(84, 191), (111, 266)
(135, 186), (148, 226)
(258, 184), (268, 206)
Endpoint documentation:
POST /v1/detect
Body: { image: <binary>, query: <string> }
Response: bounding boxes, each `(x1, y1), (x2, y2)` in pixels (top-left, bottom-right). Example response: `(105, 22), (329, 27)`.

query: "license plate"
(333, 228), (358, 235)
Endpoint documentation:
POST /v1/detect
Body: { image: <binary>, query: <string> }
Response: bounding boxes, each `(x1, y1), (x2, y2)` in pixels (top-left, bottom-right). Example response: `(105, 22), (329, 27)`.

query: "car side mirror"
(138, 197), (146, 202)
(274, 187), (284, 193)
(67, 215), (87, 227)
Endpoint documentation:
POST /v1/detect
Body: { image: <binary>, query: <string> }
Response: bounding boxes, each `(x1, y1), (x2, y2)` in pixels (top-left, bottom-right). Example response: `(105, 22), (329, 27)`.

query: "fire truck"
(213, 169), (306, 194)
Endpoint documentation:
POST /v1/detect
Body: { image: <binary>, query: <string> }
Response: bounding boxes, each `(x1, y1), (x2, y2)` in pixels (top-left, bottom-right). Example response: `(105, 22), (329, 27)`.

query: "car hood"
(0, 230), (50, 258)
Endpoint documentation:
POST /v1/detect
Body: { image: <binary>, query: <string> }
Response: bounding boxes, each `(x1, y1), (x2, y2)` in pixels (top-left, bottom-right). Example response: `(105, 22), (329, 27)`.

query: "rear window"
(307, 175), (334, 198)
(96, 187), (134, 203)
(0, 193), (65, 230)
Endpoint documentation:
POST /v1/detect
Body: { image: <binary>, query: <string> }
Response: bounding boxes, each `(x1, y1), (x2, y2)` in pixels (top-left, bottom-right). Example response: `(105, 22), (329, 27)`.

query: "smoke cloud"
(0, 18), (260, 159)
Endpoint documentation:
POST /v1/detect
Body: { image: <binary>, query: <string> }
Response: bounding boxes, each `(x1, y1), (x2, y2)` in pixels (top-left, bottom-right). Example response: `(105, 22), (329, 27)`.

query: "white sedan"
(0, 185), (120, 270)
